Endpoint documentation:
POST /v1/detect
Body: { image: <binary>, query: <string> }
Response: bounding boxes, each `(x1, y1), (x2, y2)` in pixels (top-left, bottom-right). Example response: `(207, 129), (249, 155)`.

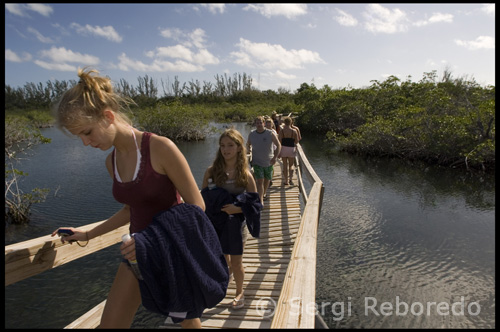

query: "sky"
(5, 3), (495, 94)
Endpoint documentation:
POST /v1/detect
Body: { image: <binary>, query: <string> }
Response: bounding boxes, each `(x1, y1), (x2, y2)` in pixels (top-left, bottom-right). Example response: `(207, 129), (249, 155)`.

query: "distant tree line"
(294, 70), (495, 172)
(5, 72), (256, 110)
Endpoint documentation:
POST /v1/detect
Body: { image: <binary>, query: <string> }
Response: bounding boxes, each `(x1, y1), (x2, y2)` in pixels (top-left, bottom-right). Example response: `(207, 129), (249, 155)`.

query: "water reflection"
(300, 138), (495, 329)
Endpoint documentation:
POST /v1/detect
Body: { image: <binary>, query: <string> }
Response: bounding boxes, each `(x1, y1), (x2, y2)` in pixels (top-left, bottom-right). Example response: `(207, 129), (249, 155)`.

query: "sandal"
(232, 295), (245, 310)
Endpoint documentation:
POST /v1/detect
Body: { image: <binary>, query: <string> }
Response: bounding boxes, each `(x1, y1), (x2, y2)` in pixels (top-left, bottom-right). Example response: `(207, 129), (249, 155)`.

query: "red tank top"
(112, 132), (181, 233)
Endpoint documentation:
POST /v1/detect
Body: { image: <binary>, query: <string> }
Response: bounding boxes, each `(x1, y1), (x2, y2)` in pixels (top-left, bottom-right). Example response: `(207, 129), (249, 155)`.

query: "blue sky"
(5, 3), (495, 93)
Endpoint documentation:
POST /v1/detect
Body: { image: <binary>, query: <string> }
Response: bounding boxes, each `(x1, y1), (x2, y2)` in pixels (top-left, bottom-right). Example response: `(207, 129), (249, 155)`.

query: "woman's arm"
(201, 167), (213, 189)
(246, 170), (258, 193)
(293, 129), (299, 144)
(150, 135), (205, 211)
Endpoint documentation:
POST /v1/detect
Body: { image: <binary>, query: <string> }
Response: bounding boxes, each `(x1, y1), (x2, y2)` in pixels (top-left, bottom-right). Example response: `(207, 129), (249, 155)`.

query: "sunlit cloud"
(5, 3), (53, 17)
(334, 8), (358, 27)
(5, 49), (32, 62)
(455, 36), (495, 50)
(70, 23), (123, 43)
(362, 4), (409, 34)
(199, 4), (226, 14)
(414, 12), (453, 27)
(243, 4), (307, 19)
(117, 53), (206, 72)
(37, 46), (100, 68)
(231, 38), (325, 70)
(481, 4), (495, 16)
(27, 27), (55, 43)
(33, 60), (76, 71)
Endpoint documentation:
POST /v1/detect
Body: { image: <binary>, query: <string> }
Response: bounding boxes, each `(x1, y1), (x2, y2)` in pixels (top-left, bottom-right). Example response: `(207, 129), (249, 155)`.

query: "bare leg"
(263, 178), (270, 198)
(231, 255), (245, 299)
(256, 178), (265, 203)
(282, 158), (289, 184)
(99, 262), (141, 328)
(287, 157), (294, 183)
(180, 318), (202, 328)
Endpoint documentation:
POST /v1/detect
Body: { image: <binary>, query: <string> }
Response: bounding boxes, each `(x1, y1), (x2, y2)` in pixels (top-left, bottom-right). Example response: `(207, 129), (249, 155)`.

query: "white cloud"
(116, 53), (204, 72)
(5, 4), (27, 17)
(70, 23), (123, 43)
(275, 70), (296, 80)
(33, 60), (76, 71)
(5, 3), (53, 17)
(5, 49), (30, 62)
(231, 38), (325, 70)
(455, 36), (495, 50)
(200, 4), (226, 14)
(334, 9), (358, 27)
(38, 46), (100, 65)
(428, 12), (453, 24)
(188, 28), (208, 49)
(362, 4), (409, 34)
(152, 27), (219, 71)
(193, 49), (220, 66)
(159, 27), (208, 49)
(243, 4), (307, 19)
(481, 4), (495, 16)
(26, 3), (53, 17)
(27, 27), (54, 43)
(414, 12), (453, 27)
(156, 45), (194, 61)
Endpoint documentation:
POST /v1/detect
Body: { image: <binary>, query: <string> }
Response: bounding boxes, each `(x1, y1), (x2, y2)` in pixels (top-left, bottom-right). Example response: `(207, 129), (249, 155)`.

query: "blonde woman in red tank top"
(51, 67), (205, 328)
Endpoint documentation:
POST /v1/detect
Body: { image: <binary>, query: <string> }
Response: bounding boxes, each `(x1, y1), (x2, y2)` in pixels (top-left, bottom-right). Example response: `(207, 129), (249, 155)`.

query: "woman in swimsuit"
(51, 67), (205, 328)
(278, 116), (299, 185)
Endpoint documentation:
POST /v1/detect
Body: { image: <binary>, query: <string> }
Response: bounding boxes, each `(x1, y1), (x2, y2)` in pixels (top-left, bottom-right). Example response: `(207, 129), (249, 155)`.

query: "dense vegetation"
(294, 71), (494, 172)
(4, 70), (495, 224)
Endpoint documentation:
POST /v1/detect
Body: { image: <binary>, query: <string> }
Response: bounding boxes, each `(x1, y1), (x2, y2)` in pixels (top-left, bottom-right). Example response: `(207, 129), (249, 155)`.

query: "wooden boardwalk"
(162, 162), (301, 329)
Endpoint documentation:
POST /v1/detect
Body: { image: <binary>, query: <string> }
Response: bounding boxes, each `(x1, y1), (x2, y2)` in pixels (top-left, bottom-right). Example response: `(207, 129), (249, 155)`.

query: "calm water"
(5, 123), (495, 328)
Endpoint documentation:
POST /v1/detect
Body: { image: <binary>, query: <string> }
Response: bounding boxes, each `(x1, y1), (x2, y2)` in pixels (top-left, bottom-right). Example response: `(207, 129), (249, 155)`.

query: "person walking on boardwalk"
(246, 116), (281, 204)
(271, 111), (282, 134)
(201, 128), (262, 310)
(278, 116), (299, 185)
(264, 116), (279, 189)
(50, 67), (228, 329)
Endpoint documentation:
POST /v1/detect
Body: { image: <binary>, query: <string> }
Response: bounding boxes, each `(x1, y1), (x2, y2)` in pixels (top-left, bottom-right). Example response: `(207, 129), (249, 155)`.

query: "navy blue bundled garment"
(201, 186), (262, 243)
(133, 203), (229, 319)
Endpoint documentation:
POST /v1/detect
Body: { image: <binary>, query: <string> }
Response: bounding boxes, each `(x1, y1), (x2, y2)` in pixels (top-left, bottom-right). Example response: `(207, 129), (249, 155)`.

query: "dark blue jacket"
(201, 187), (262, 238)
(133, 203), (229, 317)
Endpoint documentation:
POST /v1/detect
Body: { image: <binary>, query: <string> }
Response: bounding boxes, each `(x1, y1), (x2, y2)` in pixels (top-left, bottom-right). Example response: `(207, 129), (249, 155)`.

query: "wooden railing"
(5, 143), (324, 329)
(270, 143), (324, 328)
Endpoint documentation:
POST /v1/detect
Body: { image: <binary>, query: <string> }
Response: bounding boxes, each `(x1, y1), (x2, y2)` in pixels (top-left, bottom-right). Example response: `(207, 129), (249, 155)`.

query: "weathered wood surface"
(5, 221), (129, 287)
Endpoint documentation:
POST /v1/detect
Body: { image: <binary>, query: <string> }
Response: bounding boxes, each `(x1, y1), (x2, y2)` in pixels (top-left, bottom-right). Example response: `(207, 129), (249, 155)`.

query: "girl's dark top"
(280, 129), (296, 147)
(112, 132), (182, 234)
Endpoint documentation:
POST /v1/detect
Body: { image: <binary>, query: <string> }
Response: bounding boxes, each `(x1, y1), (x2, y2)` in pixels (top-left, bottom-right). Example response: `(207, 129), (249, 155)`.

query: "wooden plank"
(5, 221), (129, 286)
(270, 183), (324, 328)
(64, 300), (106, 329)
